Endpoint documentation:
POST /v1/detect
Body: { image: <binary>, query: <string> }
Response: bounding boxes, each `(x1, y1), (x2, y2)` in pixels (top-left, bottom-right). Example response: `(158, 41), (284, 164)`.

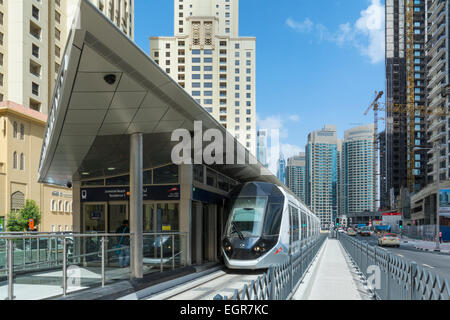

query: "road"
(354, 234), (450, 282)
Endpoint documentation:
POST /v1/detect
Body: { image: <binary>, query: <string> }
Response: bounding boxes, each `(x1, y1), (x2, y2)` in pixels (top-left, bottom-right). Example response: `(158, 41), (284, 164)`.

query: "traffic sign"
(29, 219), (34, 230)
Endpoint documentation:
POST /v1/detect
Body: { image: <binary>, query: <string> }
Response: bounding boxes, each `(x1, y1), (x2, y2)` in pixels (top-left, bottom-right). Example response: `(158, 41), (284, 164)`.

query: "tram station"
(37, 0), (282, 278)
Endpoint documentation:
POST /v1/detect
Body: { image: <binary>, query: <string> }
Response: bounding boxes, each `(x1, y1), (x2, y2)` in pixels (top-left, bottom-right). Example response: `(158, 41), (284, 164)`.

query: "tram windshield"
(226, 197), (268, 238)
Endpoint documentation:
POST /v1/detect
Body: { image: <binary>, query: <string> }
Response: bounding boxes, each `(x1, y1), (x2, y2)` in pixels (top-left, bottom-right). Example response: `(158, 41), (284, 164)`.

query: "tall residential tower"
(342, 125), (376, 216)
(286, 152), (306, 203)
(306, 125), (338, 229)
(149, 0), (257, 155)
(383, 0), (428, 208)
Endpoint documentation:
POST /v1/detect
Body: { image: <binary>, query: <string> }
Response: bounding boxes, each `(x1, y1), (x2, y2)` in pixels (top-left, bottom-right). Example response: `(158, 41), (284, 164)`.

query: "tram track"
(146, 269), (265, 300)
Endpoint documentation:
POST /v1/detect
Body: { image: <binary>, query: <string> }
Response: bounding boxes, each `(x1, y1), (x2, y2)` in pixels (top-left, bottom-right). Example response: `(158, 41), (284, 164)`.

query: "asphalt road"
(354, 234), (450, 282)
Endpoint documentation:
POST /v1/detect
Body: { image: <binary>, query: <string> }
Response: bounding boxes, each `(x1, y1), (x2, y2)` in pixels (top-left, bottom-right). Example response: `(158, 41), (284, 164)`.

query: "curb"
(414, 246), (450, 254)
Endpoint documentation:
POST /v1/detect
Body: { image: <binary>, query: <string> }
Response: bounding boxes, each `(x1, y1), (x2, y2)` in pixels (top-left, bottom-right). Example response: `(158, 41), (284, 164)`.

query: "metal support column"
(7, 239), (14, 300)
(130, 132), (143, 279)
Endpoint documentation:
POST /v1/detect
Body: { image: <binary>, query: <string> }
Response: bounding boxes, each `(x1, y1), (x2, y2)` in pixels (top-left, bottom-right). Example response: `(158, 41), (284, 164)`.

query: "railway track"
(146, 269), (265, 300)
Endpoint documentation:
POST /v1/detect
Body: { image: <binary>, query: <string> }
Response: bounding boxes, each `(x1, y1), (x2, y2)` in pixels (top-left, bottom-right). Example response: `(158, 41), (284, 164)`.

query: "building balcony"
(427, 69), (446, 90)
(426, 117), (446, 133)
(429, 0), (446, 22)
(428, 9), (446, 34)
(427, 46), (446, 68)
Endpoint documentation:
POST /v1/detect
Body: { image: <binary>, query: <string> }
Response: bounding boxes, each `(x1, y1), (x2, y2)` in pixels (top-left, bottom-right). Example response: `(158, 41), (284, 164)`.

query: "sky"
(134, 0), (385, 171)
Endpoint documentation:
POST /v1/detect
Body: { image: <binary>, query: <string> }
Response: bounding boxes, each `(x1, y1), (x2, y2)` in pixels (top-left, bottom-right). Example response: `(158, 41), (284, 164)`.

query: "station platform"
(292, 238), (372, 300)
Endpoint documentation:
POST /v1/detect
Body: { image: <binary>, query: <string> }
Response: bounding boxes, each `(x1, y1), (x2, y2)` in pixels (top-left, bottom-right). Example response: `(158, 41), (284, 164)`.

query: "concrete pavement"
(293, 238), (371, 300)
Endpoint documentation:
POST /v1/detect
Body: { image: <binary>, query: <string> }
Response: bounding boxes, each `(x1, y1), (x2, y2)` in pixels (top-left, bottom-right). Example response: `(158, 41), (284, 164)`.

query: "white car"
(378, 233), (400, 247)
(347, 228), (357, 236)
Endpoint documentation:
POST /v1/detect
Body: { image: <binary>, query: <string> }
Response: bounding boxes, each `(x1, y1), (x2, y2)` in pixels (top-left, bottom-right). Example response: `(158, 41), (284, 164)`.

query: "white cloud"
(281, 144), (304, 160)
(286, 0), (385, 64)
(257, 114), (303, 176)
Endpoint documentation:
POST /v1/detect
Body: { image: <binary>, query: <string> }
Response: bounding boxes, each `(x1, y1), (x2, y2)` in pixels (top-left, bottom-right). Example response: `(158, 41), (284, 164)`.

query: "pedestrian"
(116, 220), (130, 268)
(439, 231), (443, 244)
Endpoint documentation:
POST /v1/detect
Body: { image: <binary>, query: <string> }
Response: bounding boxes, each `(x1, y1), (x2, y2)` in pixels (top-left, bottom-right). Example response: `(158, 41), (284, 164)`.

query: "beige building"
(0, 101), (72, 231)
(149, 0), (257, 155)
(0, 0), (134, 231)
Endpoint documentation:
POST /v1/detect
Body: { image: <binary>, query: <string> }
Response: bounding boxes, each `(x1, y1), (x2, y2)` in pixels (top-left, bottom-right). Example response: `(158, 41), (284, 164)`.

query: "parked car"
(378, 233), (400, 247)
(347, 228), (357, 236)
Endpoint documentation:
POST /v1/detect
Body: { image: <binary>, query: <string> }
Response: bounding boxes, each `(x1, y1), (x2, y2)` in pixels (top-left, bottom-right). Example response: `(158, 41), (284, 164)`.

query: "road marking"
(397, 254), (404, 258)
(422, 264), (435, 269)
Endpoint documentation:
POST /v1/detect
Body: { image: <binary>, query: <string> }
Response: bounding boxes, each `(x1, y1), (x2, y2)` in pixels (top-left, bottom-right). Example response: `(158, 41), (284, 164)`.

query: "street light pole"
(435, 143), (441, 252)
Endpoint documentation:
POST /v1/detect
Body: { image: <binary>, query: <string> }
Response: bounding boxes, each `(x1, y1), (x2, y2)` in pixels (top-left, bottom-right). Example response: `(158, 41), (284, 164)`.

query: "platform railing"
(337, 232), (450, 300)
(0, 232), (187, 300)
(214, 234), (327, 300)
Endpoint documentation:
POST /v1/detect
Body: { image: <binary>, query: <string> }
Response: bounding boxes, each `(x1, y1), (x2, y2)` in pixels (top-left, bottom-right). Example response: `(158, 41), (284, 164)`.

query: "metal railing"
(0, 232), (187, 300)
(214, 234), (327, 300)
(338, 232), (450, 300)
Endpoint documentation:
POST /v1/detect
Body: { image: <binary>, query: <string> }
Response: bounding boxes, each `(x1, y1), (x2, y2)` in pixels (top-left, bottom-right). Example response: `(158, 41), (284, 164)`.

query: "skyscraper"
(149, 0), (257, 155)
(425, 0), (450, 184)
(257, 129), (268, 168)
(277, 153), (286, 185)
(0, 0), (134, 114)
(286, 152), (306, 203)
(383, 0), (428, 207)
(342, 125), (376, 217)
(306, 125), (338, 229)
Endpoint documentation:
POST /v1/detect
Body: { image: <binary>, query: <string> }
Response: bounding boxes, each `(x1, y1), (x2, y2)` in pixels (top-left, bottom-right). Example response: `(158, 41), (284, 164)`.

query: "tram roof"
(38, 0), (284, 191)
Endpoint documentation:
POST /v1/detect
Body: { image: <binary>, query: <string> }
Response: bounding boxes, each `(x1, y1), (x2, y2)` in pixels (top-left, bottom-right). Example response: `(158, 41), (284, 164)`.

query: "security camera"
(104, 74), (117, 85)
(66, 182), (72, 189)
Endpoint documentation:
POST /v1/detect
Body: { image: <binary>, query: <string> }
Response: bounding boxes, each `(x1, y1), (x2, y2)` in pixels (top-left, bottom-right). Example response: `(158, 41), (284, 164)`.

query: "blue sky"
(134, 0), (385, 162)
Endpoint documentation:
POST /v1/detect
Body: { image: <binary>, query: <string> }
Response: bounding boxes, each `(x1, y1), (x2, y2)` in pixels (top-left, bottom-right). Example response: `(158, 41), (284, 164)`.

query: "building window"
(11, 191), (25, 211)
(30, 60), (41, 77)
(20, 153), (24, 171)
(32, 5), (39, 20)
(13, 122), (18, 138)
(30, 21), (41, 39)
(13, 151), (18, 169)
(32, 82), (39, 96)
(32, 44), (40, 58)
(20, 124), (25, 140)
(51, 199), (57, 212)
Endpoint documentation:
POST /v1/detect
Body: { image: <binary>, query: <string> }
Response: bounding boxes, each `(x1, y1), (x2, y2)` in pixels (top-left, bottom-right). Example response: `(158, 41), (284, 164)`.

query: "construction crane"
(364, 90), (384, 212)
(405, 0), (416, 193)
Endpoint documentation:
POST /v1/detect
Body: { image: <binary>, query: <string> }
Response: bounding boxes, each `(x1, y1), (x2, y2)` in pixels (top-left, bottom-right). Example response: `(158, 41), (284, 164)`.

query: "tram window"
(193, 164), (204, 183)
(301, 212), (306, 240)
(290, 206), (299, 242)
(263, 203), (283, 236)
(154, 165), (178, 184)
(106, 175), (130, 186)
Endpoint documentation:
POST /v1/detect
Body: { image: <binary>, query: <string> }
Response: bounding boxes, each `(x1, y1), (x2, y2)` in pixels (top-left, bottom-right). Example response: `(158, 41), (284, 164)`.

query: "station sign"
(81, 185), (181, 202)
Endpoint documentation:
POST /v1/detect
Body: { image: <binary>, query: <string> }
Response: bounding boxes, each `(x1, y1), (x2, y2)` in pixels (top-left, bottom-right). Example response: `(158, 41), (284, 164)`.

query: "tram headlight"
(222, 238), (233, 257)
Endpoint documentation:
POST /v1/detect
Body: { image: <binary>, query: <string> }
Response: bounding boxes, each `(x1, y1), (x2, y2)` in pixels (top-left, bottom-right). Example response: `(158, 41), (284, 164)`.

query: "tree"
(6, 199), (42, 231)
(6, 211), (25, 232)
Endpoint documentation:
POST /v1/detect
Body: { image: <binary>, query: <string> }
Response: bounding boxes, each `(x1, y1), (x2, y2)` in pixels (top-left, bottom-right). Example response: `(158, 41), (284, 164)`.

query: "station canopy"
(38, 0), (281, 189)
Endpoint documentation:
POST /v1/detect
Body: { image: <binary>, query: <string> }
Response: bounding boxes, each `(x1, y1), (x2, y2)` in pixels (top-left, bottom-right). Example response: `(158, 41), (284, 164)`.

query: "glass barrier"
(0, 232), (186, 300)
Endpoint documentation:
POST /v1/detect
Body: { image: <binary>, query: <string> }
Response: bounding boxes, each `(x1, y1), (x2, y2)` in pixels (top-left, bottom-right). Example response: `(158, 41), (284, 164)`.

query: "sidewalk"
(292, 238), (371, 300)
(400, 235), (450, 253)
